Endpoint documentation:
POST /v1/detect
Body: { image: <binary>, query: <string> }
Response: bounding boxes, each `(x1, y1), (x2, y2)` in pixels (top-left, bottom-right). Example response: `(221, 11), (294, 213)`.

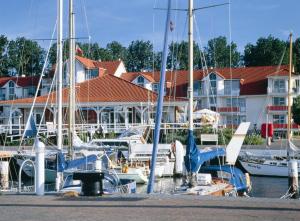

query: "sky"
(1, 0), (300, 52)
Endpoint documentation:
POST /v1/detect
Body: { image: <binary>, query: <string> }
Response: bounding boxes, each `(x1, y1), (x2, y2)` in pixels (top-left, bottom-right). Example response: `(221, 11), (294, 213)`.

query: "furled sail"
(226, 122), (250, 165)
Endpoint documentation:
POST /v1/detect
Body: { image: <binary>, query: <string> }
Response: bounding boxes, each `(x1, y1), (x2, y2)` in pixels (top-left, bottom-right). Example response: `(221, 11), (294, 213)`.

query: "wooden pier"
(0, 194), (299, 221)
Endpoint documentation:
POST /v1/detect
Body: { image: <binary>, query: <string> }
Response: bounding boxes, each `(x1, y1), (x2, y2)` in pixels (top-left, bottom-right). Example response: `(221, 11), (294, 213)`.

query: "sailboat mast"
(68, 0), (75, 159)
(188, 0), (194, 131)
(287, 33), (292, 155)
(287, 33), (299, 199)
(146, 0), (172, 194)
(56, 0), (63, 191)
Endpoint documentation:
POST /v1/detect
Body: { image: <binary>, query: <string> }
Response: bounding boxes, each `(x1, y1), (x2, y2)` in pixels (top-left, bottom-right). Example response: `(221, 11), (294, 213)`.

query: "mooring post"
(288, 160), (299, 199)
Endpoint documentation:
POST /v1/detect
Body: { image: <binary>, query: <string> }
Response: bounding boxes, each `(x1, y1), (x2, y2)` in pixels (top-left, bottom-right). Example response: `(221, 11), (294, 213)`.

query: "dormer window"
(9, 81), (15, 100)
(137, 76), (145, 87)
(86, 69), (99, 80)
(209, 73), (217, 95)
(273, 79), (285, 93)
(152, 83), (158, 92)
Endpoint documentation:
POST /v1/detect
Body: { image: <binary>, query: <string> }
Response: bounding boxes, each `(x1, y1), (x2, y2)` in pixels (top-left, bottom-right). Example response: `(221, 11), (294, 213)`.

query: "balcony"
(273, 123), (300, 129)
(217, 107), (240, 113)
(266, 106), (288, 112)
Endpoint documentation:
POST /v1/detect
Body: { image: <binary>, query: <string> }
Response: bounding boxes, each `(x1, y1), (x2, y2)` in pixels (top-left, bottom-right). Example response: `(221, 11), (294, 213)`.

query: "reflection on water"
(249, 176), (288, 198)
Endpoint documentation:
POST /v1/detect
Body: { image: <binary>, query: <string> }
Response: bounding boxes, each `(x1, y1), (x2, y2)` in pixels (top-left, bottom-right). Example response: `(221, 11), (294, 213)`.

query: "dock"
(0, 194), (299, 221)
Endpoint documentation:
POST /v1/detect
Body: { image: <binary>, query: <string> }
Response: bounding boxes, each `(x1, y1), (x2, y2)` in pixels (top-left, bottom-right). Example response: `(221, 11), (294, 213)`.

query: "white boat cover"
(226, 122), (250, 165)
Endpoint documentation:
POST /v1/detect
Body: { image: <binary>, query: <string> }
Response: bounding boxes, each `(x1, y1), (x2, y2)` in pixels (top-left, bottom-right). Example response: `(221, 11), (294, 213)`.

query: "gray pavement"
(0, 194), (299, 221)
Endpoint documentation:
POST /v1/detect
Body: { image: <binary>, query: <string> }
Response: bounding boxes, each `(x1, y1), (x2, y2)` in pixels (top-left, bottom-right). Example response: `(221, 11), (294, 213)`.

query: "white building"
(121, 65), (300, 136)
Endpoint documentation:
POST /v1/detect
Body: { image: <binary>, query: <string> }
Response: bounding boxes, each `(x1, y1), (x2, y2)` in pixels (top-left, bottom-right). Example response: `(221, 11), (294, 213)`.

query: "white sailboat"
(238, 33), (300, 178)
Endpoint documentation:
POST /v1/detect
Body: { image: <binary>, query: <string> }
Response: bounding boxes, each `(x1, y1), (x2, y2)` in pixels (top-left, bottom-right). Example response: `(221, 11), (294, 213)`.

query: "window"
(273, 115), (285, 124)
(273, 79), (286, 93)
(273, 97), (285, 106)
(151, 83), (166, 95)
(293, 79), (300, 93)
(0, 88), (5, 100)
(226, 115), (246, 125)
(8, 81), (15, 100)
(209, 73), (217, 95)
(137, 76), (145, 87)
(209, 97), (216, 106)
(152, 83), (158, 92)
(226, 98), (246, 112)
(193, 81), (203, 96)
(86, 69), (99, 80)
(224, 80), (240, 95)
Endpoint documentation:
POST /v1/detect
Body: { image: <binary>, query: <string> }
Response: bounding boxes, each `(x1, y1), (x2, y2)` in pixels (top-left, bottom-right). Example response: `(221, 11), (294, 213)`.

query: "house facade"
(121, 66), (300, 136)
(1, 55), (299, 138)
(0, 74), (187, 135)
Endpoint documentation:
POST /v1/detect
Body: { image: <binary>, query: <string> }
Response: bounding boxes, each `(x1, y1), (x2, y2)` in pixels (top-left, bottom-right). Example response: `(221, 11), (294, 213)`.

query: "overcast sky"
(1, 0), (299, 52)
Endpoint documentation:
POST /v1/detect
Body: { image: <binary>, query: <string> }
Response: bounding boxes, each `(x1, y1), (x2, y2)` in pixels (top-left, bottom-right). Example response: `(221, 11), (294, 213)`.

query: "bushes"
(161, 127), (264, 145)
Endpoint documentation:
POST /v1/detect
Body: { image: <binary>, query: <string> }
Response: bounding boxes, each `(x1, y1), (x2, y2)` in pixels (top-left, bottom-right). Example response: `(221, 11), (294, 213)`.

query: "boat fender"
(245, 173), (251, 191)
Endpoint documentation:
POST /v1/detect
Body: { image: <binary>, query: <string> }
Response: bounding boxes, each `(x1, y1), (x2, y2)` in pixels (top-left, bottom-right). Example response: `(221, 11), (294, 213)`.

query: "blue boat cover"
(184, 130), (225, 173)
(57, 152), (97, 172)
(200, 165), (248, 192)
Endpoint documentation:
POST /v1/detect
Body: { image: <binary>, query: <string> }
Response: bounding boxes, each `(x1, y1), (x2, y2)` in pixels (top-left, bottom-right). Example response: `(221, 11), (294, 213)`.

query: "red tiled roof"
(121, 65), (291, 96)
(0, 76), (39, 88)
(0, 74), (185, 105)
(75, 56), (122, 76)
(96, 60), (122, 75)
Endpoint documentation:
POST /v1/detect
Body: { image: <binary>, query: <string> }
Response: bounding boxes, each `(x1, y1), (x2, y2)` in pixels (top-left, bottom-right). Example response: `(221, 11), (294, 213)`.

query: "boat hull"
(239, 160), (300, 177)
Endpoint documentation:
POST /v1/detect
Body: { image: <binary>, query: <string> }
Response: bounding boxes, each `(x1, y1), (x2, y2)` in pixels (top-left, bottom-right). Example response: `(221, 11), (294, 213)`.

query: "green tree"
(205, 36), (241, 68)
(48, 40), (70, 66)
(243, 35), (288, 67)
(167, 41), (201, 70)
(7, 37), (45, 76)
(0, 35), (9, 76)
(125, 40), (153, 72)
(106, 41), (127, 61)
(292, 96), (300, 125)
(293, 38), (300, 73)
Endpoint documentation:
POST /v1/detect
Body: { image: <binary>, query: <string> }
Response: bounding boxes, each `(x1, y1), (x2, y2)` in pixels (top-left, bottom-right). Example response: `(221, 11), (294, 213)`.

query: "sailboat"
(238, 33), (300, 178)
(147, 0), (251, 196)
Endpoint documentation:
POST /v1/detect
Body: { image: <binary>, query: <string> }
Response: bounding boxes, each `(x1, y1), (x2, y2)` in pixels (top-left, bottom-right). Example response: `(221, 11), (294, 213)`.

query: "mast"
(68, 0), (75, 159)
(56, 0), (63, 191)
(147, 0), (172, 194)
(188, 0), (193, 131)
(287, 33), (299, 199)
(287, 33), (292, 156)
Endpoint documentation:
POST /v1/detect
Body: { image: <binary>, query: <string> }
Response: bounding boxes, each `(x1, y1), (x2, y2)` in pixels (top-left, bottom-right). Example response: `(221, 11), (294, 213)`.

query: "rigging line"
(33, 62), (57, 154)
(194, 14), (211, 112)
(228, 0), (235, 132)
(151, 0), (158, 116)
(154, 3), (229, 12)
(80, 0), (91, 40)
(18, 20), (58, 151)
(3, 0), (37, 148)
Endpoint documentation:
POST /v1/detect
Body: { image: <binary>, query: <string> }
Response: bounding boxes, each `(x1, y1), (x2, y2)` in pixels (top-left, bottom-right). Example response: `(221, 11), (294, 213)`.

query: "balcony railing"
(273, 123), (300, 129)
(217, 107), (240, 113)
(266, 106), (288, 111)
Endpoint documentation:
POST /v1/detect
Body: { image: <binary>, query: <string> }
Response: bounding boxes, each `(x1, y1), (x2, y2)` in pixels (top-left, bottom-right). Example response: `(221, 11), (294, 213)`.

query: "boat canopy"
(184, 130), (225, 173)
(57, 152), (97, 172)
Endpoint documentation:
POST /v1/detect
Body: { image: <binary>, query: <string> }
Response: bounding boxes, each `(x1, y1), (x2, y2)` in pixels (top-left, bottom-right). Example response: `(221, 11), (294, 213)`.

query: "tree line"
(0, 34), (300, 77)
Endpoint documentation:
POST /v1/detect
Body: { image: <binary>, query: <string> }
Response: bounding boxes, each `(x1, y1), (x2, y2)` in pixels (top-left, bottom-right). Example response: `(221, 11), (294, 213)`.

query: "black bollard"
(73, 171), (104, 196)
